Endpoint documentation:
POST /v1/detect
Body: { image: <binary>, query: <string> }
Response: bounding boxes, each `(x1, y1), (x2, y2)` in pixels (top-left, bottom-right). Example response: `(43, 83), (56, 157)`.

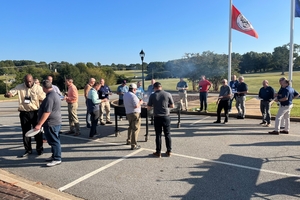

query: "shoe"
(131, 145), (141, 150)
(264, 124), (271, 127)
(46, 160), (62, 167)
(228, 110), (231, 113)
(213, 121), (221, 123)
(280, 130), (289, 134)
(89, 135), (98, 140)
(259, 122), (266, 125)
(74, 132), (81, 136)
(153, 152), (161, 158)
(204, 110), (208, 113)
(223, 121), (228, 124)
(86, 124), (91, 128)
(45, 157), (53, 162)
(37, 151), (43, 156)
(106, 121), (113, 124)
(65, 131), (75, 135)
(100, 121), (105, 125)
(126, 141), (131, 145)
(166, 151), (172, 157)
(21, 151), (32, 157)
(268, 131), (279, 135)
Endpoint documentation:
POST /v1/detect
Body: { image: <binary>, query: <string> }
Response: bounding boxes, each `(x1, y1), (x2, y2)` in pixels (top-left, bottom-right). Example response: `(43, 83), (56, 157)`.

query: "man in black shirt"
(236, 76), (248, 119)
(258, 80), (274, 127)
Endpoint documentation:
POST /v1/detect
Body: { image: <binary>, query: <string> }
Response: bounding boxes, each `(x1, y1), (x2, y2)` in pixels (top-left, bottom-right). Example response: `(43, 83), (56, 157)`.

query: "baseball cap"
(122, 80), (127, 84)
(153, 82), (162, 88)
(129, 83), (137, 89)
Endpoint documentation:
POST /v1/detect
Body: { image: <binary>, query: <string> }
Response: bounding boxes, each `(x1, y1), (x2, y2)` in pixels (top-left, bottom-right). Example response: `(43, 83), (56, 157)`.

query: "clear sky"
(0, 0), (299, 65)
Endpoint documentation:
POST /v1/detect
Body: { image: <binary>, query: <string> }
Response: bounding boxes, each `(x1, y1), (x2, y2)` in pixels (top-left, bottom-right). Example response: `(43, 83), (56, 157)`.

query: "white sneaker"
(46, 160), (62, 167)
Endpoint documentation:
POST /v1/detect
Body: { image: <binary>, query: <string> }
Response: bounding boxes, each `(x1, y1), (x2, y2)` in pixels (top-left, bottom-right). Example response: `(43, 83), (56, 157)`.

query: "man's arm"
(34, 112), (51, 130)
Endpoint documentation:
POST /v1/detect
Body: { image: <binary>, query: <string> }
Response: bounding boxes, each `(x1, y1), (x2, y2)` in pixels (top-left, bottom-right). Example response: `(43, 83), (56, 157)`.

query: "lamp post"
(139, 49), (145, 90)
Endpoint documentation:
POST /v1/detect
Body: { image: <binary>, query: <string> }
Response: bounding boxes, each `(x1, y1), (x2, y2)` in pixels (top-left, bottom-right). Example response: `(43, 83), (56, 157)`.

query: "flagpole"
(289, 0), (295, 86)
(228, 0), (232, 82)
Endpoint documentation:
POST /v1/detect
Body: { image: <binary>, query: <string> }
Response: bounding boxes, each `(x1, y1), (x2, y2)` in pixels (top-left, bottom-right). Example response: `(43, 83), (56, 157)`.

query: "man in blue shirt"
(135, 80), (144, 100)
(269, 79), (299, 135)
(258, 80), (275, 127)
(98, 78), (112, 125)
(229, 75), (239, 112)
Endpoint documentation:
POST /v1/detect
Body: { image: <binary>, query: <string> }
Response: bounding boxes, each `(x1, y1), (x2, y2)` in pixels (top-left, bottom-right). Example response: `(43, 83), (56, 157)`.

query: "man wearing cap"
(4, 74), (45, 157)
(147, 82), (174, 158)
(34, 80), (62, 167)
(117, 80), (129, 120)
(123, 83), (143, 150)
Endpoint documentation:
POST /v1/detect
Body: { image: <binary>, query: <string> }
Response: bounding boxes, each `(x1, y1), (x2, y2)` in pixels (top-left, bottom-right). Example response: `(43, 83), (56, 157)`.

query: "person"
(228, 75), (239, 112)
(198, 75), (211, 113)
(34, 78), (40, 85)
(258, 80), (275, 127)
(98, 78), (113, 125)
(214, 79), (232, 124)
(4, 74), (45, 157)
(116, 80), (129, 121)
(87, 82), (107, 139)
(84, 78), (96, 128)
(269, 79), (299, 135)
(135, 80), (144, 100)
(236, 76), (248, 119)
(146, 79), (156, 97)
(147, 82), (174, 158)
(34, 80), (62, 167)
(123, 83), (143, 150)
(46, 75), (62, 97)
(176, 77), (188, 111)
(63, 76), (81, 136)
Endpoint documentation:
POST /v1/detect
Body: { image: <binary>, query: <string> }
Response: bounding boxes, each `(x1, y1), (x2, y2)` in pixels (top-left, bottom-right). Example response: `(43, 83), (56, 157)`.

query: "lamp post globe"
(139, 50), (145, 90)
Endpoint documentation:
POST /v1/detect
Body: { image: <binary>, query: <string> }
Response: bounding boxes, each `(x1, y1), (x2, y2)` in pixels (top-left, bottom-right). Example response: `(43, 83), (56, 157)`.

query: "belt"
(280, 104), (291, 107)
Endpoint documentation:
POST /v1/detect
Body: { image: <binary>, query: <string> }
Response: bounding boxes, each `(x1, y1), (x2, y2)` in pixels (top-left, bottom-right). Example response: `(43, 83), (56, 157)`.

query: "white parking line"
(58, 148), (144, 192)
(190, 116), (211, 125)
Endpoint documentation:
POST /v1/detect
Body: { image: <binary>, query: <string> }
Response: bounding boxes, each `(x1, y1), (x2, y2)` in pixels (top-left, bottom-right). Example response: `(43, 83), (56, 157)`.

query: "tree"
(272, 45), (289, 75)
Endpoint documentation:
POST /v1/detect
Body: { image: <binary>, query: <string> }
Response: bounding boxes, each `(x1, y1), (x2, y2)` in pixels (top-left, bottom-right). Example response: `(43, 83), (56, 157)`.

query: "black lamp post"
(139, 49), (145, 90)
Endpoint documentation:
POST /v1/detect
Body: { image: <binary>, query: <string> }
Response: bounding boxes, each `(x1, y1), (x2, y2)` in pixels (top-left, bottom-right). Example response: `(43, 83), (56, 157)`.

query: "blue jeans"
(44, 125), (62, 161)
(154, 116), (171, 153)
(199, 92), (208, 111)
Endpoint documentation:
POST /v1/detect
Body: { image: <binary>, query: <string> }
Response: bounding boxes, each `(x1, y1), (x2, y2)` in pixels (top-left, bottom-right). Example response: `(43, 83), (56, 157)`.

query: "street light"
(139, 49), (145, 90)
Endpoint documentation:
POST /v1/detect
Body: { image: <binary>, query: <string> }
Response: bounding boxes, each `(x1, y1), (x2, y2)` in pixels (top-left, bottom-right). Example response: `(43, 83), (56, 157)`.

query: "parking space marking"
(58, 148), (144, 192)
(141, 148), (300, 178)
(190, 116), (211, 125)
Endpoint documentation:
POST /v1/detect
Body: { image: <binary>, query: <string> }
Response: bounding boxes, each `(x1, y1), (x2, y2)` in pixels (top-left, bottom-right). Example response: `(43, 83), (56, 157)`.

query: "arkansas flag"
(231, 5), (258, 38)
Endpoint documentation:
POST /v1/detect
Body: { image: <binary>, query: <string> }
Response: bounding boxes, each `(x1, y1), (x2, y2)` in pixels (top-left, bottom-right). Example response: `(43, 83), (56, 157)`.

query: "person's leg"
(68, 104), (75, 133)
(31, 111), (43, 154)
(265, 102), (271, 125)
(178, 92), (184, 110)
(126, 114), (133, 144)
(162, 116), (172, 153)
(70, 103), (80, 134)
(284, 105), (293, 131)
(241, 96), (246, 118)
(224, 100), (229, 122)
(45, 125), (62, 161)
(154, 117), (163, 153)
(228, 98), (233, 112)
(216, 103), (222, 122)
(274, 106), (286, 132)
(85, 100), (90, 127)
(99, 102), (105, 124)
(105, 102), (111, 122)
(204, 92), (208, 111)
(131, 113), (141, 148)
(199, 93), (203, 111)
(260, 101), (266, 123)
(19, 112), (32, 152)
(183, 92), (188, 110)
(89, 111), (97, 137)
(235, 97), (241, 116)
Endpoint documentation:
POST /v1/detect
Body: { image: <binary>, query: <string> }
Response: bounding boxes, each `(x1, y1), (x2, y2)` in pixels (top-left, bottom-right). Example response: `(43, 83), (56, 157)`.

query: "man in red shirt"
(198, 75), (212, 113)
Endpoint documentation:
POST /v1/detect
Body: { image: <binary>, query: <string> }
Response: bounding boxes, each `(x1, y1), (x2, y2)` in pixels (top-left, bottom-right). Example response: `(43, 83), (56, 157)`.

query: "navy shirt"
(278, 86), (299, 106)
(259, 86), (275, 102)
(229, 80), (239, 94)
(236, 82), (248, 97)
(98, 85), (111, 100)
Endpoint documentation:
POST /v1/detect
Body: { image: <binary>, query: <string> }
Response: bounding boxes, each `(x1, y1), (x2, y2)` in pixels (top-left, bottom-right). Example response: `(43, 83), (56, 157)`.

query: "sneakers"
(166, 151), (172, 157)
(268, 131), (279, 135)
(46, 160), (62, 167)
(131, 145), (141, 150)
(153, 152), (161, 158)
(106, 121), (113, 124)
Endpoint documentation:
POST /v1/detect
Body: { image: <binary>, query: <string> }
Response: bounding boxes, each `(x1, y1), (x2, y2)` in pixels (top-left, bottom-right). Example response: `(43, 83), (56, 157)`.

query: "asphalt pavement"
(0, 95), (300, 200)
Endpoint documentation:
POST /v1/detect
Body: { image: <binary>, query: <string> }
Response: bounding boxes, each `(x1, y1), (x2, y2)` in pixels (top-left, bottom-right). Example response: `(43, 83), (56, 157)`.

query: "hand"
(102, 98), (107, 102)
(4, 93), (12, 98)
(34, 124), (42, 131)
(140, 100), (143, 105)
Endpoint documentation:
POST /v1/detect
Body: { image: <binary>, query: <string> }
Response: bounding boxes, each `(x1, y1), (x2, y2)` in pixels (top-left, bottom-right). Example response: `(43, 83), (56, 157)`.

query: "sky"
(0, 0), (299, 66)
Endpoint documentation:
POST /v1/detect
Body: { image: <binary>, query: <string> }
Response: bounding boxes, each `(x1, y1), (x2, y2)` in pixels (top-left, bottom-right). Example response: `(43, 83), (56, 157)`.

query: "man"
(146, 79), (156, 97)
(63, 77), (81, 136)
(4, 74), (45, 157)
(87, 82), (107, 139)
(176, 77), (188, 111)
(135, 80), (144, 100)
(214, 79), (232, 124)
(269, 79), (299, 135)
(98, 78), (113, 125)
(34, 80), (62, 167)
(229, 75), (239, 112)
(198, 75), (211, 113)
(147, 82), (174, 158)
(123, 83), (143, 150)
(46, 75), (62, 96)
(116, 80), (129, 120)
(236, 76), (248, 119)
(84, 78), (96, 128)
(258, 80), (275, 127)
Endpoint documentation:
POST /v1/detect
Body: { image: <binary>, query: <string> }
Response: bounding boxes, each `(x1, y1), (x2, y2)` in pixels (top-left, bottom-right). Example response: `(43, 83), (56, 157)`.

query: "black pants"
(216, 100), (229, 122)
(90, 110), (100, 137)
(154, 116), (171, 153)
(19, 111), (43, 153)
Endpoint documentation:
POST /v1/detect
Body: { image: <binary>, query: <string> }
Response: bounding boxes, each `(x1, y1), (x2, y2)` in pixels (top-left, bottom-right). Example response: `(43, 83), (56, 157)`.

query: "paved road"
(0, 96), (300, 199)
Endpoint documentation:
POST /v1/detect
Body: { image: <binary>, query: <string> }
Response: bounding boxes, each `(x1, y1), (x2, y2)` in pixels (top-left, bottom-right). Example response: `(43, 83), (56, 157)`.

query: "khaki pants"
(126, 113), (141, 147)
(274, 104), (293, 132)
(178, 91), (188, 110)
(100, 101), (111, 122)
(68, 103), (80, 133)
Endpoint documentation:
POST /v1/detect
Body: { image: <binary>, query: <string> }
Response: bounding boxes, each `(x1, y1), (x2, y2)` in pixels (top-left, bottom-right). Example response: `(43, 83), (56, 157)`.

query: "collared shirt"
(98, 85), (111, 99)
(259, 86), (275, 102)
(198, 80), (211, 92)
(117, 85), (129, 100)
(278, 86), (299, 106)
(123, 91), (141, 114)
(9, 83), (46, 112)
(229, 80), (239, 94)
(87, 88), (102, 112)
(236, 82), (248, 96)
(219, 85), (232, 101)
(176, 81), (188, 92)
(66, 84), (78, 104)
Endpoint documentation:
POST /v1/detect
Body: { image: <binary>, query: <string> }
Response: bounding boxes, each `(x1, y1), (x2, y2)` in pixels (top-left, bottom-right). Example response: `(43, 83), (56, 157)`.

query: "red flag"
(231, 5), (258, 38)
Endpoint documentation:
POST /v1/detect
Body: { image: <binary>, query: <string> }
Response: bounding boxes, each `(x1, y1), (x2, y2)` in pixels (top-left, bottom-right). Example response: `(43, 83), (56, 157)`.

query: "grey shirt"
(219, 85), (232, 101)
(147, 90), (174, 116)
(38, 90), (62, 126)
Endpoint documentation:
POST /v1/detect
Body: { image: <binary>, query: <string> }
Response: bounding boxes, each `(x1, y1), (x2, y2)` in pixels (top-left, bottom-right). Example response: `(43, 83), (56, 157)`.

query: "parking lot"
(0, 96), (300, 200)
